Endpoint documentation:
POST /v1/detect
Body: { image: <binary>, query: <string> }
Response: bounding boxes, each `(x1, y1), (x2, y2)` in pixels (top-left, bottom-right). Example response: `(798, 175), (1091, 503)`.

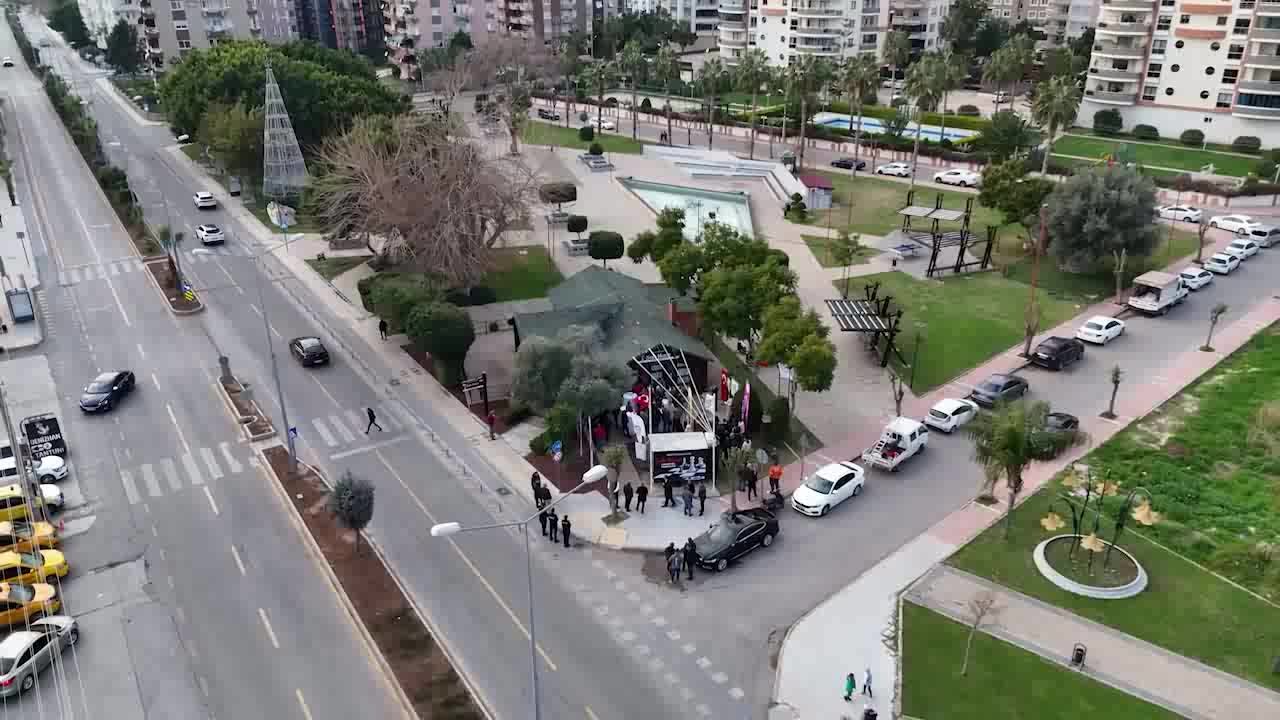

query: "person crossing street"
(365, 407), (383, 434)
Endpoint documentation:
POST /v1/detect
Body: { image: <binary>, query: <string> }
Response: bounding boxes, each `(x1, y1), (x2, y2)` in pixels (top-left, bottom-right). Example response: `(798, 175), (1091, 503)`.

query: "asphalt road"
(2, 15), (405, 720)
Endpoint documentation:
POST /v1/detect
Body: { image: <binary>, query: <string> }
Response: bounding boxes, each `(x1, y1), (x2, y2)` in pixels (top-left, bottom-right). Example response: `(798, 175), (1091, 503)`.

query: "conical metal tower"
(262, 61), (309, 201)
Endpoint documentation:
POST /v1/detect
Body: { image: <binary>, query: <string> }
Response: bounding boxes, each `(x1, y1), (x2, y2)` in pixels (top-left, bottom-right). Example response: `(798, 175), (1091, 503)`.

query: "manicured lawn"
(180, 145), (324, 233)
(1051, 155), (1186, 179)
(1002, 228), (1200, 302)
(805, 172), (1007, 238)
(1051, 135), (1259, 177)
(483, 246), (563, 302)
(837, 271), (1078, 393)
(1066, 127), (1258, 156)
(522, 121), (645, 154)
(801, 234), (881, 268)
(902, 602), (1183, 720)
(305, 255), (371, 281)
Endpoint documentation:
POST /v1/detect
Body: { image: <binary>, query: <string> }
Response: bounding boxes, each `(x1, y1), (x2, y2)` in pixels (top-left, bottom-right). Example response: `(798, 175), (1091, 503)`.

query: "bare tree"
(311, 115), (536, 287)
(424, 56), (473, 108)
(1195, 215), (1210, 264)
(888, 369), (907, 417)
(1102, 364), (1123, 419)
(961, 591), (999, 676)
(470, 35), (555, 155)
(1202, 302), (1229, 352)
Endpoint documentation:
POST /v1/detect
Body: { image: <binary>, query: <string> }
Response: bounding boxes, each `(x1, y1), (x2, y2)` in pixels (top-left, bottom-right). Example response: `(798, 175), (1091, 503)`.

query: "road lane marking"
(330, 414), (358, 444)
(308, 373), (341, 408)
(295, 689), (314, 720)
(109, 263), (120, 276)
(182, 452), (204, 485)
(151, 372), (162, 391)
(119, 469), (140, 505)
(330, 434), (406, 460)
(161, 458), (183, 492)
(214, 258), (245, 295)
(374, 451), (558, 672)
(136, 343), (146, 359)
(230, 545), (246, 575)
(202, 486), (220, 515)
(167, 403), (192, 455)
(72, 207), (132, 327)
(371, 405), (400, 431)
(151, 524), (158, 537)
(218, 442), (243, 474)
(311, 417), (337, 447)
(347, 408), (375, 434)
(250, 303), (263, 317)
(585, 707), (600, 720)
(200, 447), (225, 480)
(257, 608), (280, 649)
(140, 465), (163, 498)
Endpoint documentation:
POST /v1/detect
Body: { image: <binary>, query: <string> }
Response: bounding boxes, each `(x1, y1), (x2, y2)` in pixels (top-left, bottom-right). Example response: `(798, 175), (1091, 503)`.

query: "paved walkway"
(0, 155), (43, 350)
(907, 566), (1280, 720)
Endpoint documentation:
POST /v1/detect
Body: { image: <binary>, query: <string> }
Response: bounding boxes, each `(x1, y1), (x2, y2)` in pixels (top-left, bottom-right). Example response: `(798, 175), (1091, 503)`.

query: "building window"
(1233, 18), (1250, 35)
(174, 20), (188, 30)
(1228, 44), (1244, 60)
(1223, 68), (1238, 83)
(1142, 85), (1158, 101)
(1152, 39), (1166, 55)
(178, 39), (191, 49)
(1165, 87), (1174, 95)
(1206, 66), (1215, 75)
(1160, 0), (1174, 5)
(1240, 0), (1255, 6)
(1210, 42), (1220, 51)
(1171, 64), (1180, 72)
(433, 31), (443, 41)
(861, 33), (876, 44)
(1175, 40), (1184, 48)
(1216, 91), (1232, 108)
(1147, 63), (1162, 78)
(1179, 14), (1190, 23)
(1217, 16), (1227, 25)
(1157, 15), (1171, 31)
(170, 0), (181, 9)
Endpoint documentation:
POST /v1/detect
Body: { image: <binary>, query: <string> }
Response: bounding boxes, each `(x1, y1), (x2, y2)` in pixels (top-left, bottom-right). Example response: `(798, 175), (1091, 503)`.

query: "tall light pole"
(430, 464), (609, 720)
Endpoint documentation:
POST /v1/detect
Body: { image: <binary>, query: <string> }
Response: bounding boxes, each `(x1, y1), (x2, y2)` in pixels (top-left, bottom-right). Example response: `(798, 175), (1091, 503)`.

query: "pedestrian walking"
(747, 471), (759, 501)
(364, 407), (383, 434)
(682, 538), (697, 580)
(667, 550), (683, 584)
(378, 318), (389, 341)
(682, 483), (694, 516)
(843, 672), (856, 702)
(623, 481), (634, 512)
(664, 542), (676, 564)
(697, 482), (707, 516)
(768, 461), (783, 495)
(547, 509), (559, 542)
(560, 515), (571, 548)
(862, 668), (873, 698)
(592, 422), (606, 451)
(486, 411), (497, 440)
(536, 484), (551, 510)
(636, 484), (648, 513)
(538, 509), (549, 537)
(662, 477), (675, 508)
(531, 472), (543, 504)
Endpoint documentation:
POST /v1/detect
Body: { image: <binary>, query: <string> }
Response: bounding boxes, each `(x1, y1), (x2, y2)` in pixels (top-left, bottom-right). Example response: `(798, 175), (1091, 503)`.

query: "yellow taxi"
(0, 551), (68, 586)
(0, 485), (49, 523)
(0, 521), (58, 552)
(0, 583), (60, 626)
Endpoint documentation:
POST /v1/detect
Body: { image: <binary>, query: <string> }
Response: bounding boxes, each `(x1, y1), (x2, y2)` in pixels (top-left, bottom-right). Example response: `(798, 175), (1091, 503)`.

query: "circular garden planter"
(1033, 534), (1149, 600)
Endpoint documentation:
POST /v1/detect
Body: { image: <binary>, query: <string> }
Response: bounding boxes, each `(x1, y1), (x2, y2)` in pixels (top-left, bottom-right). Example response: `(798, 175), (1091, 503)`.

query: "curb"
(141, 258), (204, 315)
(213, 378), (278, 442)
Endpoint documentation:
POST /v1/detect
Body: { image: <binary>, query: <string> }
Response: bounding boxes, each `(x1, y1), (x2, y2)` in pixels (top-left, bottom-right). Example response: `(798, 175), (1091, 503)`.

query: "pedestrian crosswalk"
(307, 404), (412, 450)
(56, 247), (255, 287)
(118, 440), (248, 506)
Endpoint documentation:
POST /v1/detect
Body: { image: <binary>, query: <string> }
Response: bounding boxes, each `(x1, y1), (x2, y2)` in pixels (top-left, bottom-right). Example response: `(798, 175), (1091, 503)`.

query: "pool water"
(811, 112), (977, 143)
(620, 178), (755, 241)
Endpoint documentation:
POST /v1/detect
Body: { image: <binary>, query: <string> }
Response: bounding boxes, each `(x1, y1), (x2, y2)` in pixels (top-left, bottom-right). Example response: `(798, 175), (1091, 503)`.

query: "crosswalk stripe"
(57, 271), (68, 285)
(161, 458), (182, 492)
(129, 258), (144, 271)
(218, 442), (243, 474)
(140, 464), (163, 498)
(371, 404), (399, 431)
(182, 452), (205, 486)
(331, 414), (358, 443)
(109, 263), (121, 276)
(94, 265), (107, 280)
(312, 417), (338, 447)
(67, 268), (82, 284)
(120, 469), (140, 505)
(380, 403), (411, 430)
(201, 446), (225, 480)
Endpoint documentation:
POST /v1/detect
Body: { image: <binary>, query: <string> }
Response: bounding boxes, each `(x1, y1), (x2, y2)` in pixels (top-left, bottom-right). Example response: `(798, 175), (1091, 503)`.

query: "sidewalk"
(0, 184), (43, 350)
(771, 296), (1280, 720)
(908, 566), (1280, 720)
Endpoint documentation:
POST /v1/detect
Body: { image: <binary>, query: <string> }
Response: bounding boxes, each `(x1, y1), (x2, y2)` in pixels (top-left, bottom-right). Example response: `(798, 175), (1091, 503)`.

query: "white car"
(1203, 252), (1240, 274)
(595, 119), (616, 131)
(193, 191), (217, 210)
(37, 484), (63, 510)
(933, 169), (981, 187)
(1224, 238), (1260, 260)
(875, 162), (912, 178)
(1208, 214), (1260, 235)
(1076, 315), (1126, 345)
(32, 457), (67, 483)
(195, 223), (224, 245)
(790, 461), (865, 517)
(923, 398), (979, 433)
(1179, 267), (1214, 290)
(2, 58), (13, 68)
(1156, 205), (1202, 223)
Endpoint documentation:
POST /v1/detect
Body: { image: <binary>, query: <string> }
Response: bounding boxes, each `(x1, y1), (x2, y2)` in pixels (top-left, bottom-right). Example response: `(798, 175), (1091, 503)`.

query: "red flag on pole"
(719, 368), (730, 402)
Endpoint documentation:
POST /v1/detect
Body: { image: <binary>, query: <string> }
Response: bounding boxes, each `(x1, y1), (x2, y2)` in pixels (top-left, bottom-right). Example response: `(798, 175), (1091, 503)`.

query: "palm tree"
(582, 60), (616, 134)
(933, 50), (968, 147)
(696, 57), (728, 150)
(618, 40), (646, 141)
(964, 400), (1086, 538)
(556, 35), (586, 129)
(733, 48), (771, 160)
(1030, 75), (1083, 175)
(984, 37), (1033, 113)
(840, 54), (879, 179)
(904, 54), (943, 189)
(653, 46), (680, 145)
(788, 54), (833, 170)
(883, 30), (911, 86)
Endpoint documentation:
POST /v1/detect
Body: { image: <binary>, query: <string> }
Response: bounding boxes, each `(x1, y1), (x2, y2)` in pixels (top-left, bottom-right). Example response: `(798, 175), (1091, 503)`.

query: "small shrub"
(469, 285), (497, 305)
(566, 214), (588, 238)
(444, 288), (472, 306)
(957, 104), (981, 116)
(588, 142), (604, 156)
(578, 125), (594, 142)
(1093, 108), (1123, 136)
(1231, 135), (1262, 154)
(370, 282), (438, 331)
(1132, 124), (1159, 141)
(505, 404), (533, 426)
(640, 97), (652, 110)
(765, 397), (791, 446)
(587, 230), (625, 267)
(1179, 128), (1205, 147)
(528, 430), (549, 456)
(578, 111), (589, 122)
(538, 181), (577, 207)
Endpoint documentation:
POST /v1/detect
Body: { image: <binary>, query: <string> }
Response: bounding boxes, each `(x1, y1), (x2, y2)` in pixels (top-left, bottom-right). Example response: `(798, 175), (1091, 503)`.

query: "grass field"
(1002, 228), (1201, 302)
(484, 246), (563, 302)
(839, 271), (1078, 393)
(305, 255), (371, 281)
(901, 602), (1183, 720)
(801, 234), (881, 267)
(522, 121), (645, 154)
(1051, 135), (1259, 177)
(805, 172), (1006, 238)
(1065, 127), (1261, 156)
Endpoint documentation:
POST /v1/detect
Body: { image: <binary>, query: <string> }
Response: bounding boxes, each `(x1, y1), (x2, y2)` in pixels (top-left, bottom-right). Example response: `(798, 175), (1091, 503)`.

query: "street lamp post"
(430, 464), (609, 720)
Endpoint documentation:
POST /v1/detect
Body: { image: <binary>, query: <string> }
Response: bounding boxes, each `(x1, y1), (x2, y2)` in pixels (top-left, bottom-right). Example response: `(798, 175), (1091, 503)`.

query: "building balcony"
(1097, 20), (1152, 35)
(1179, 2), (1232, 12)
(791, 4), (843, 16)
(1093, 40), (1147, 57)
(718, 0), (747, 9)
(719, 15), (746, 27)
(1250, 27), (1280, 40)
(791, 43), (841, 55)
(1232, 103), (1280, 118)
(202, 1), (230, 14)
(1089, 66), (1141, 81)
(1260, 0), (1280, 15)
(1099, 0), (1153, 8)
(720, 34), (747, 46)
(1084, 88), (1138, 104)
(792, 26), (842, 36)
(147, 44), (163, 55)
(1245, 52), (1280, 67)
(143, 25), (158, 35)
(1238, 80), (1280, 93)
(891, 0), (925, 8)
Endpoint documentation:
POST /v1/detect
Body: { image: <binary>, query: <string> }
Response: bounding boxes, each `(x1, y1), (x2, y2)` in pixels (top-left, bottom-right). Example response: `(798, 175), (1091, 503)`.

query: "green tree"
(964, 400), (1085, 538)
(941, 0), (989, 57)
(756, 296), (829, 366)
(974, 17), (1011, 58)
(696, 57), (729, 150)
(449, 30), (473, 52)
(734, 48), (772, 160)
(827, 230), (866, 297)
(978, 159), (1054, 230)
(405, 301), (476, 385)
(1031, 75), (1082, 175)
(511, 325), (601, 412)
(698, 258), (797, 352)
(328, 470), (375, 553)
(617, 40), (646, 141)
(787, 54), (833, 170)
(982, 38), (1032, 111)
(1203, 303), (1229, 352)
(104, 19), (142, 74)
(788, 333), (837, 395)
(933, 50), (968, 148)
(839, 54), (880, 179)
(904, 53), (945, 189)
(587, 230), (625, 267)
(198, 101), (266, 188)
(1040, 47), (1085, 81)
(1069, 28), (1096, 59)
(48, 0), (91, 49)
(981, 110), (1035, 163)
(883, 30), (911, 84)
(1045, 165), (1159, 272)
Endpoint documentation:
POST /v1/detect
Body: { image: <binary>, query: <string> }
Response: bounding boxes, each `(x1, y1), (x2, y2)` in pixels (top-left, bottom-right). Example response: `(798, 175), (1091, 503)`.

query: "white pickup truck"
(1127, 271), (1188, 315)
(861, 417), (929, 472)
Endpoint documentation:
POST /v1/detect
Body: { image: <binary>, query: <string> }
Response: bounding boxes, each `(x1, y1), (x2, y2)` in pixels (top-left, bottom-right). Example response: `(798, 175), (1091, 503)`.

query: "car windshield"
(929, 408), (949, 420)
(11, 522), (32, 537)
(804, 476), (834, 494)
(977, 380), (1002, 393)
(17, 552), (40, 567)
(706, 523), (737, 545)
(300, 338), (321, 349)
(86, 381), (112, 393)
(1085, 322), (1103, 331)
(6, 585), (33, 603)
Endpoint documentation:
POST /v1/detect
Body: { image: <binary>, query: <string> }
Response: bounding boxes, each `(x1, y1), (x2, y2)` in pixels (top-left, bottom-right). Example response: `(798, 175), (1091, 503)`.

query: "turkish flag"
(719, 369), (730, 402)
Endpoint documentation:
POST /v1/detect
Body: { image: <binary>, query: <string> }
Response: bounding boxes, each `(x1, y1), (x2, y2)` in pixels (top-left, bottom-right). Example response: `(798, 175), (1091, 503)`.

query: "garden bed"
(522, 121), (645, 155)
(144, 259), (203, 314)
(801, 234), (881, 268)
(216, 375), (277, 442)
(525, 433), (610, 496)
(306, 255), (372, 281)
(261, 446), (481, 719)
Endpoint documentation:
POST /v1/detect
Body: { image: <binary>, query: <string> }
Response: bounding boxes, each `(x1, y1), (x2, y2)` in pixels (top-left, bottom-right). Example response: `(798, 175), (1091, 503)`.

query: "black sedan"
(694, 508), (779, 572)
(536, 108), (561, 121)
(967, 373), (1028, 408)
(1046, 412), (1079, 432)
(830, 157), (866, 171)
(79, 371), (136, 413)
(1031, 336), (1085, 371)
(290, 337), (330, 367)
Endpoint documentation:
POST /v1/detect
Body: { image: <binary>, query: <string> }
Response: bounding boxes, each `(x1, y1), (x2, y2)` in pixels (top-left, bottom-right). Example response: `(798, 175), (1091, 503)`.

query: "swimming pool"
(811, 112), (978, 143)
(619, 178), (755, 241)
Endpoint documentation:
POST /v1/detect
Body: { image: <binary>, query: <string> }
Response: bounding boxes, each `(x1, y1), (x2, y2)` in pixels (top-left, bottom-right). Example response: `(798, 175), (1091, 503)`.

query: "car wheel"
(1237, 227), (1248, 235)
(820, 504), (830, 516)
(852, 483), (863, 497)
(1210, 221), (1219, 229)
(762, 533), (775, 547)
(39, 474), (54, 484)
(104, 399), (113, 411)
(960, 181), (970, 187)
(67, 628), (79, 646)
(20, 673), (34, 692)
(715, 558), (728, 572)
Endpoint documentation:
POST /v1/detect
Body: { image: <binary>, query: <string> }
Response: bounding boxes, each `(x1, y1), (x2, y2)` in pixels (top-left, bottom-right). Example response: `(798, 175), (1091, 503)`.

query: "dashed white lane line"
(652, 616), (667, 627)
(710, 672), (727, 684)
(640, 603), (655, 615)
(202, 486), (220, 516)
(626, 591), (641, 602)
(136, 343), (146, 360)
(679, 687), (694, 701)
(666, 630), (681, 641)
(230, 545), (247, 575)
(166, 404), (192, 456)
(696, 703), (712, 716)
(258, 608), (281, 649)
(683, 643), (697, 655)
(218, 442), (243, 474)
(619, 631), (636, 643)
(607, 617), (623, 627)
(634, 644), (651, 657)
(295, 689), (314, 720)
(729, 687), (745, 700)
(664, 672), (679, 685)
(648, 657), (665, 672)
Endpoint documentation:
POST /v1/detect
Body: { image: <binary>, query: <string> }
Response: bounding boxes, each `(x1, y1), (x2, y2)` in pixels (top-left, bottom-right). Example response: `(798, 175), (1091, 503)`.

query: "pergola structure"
(824, 281), (905, 368)
(899, 190), (995, 278)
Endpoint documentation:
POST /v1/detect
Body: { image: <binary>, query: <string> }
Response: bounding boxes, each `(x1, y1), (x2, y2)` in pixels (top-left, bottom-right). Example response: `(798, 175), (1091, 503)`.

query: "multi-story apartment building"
(988, 0), (1097, 46)
(1080, 0), (1280, 143)
(79, 0), (293, 69)
(663, 0), (721, 35)
(719, 0), (888, 67)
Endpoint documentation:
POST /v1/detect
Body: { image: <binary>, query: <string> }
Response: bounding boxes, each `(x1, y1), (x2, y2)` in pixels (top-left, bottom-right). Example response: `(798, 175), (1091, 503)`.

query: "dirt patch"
(145, 260), (203, 313)
(525, 434), (607, 496)
(1133, 393), (1200, 449)
(262, 446), (481, 719)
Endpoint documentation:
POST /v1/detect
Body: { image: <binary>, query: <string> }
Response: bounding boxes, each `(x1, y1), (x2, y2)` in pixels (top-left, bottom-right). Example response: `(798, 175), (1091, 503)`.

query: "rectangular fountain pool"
(619, 178), (755, 241)
(810, 112), (978, 143)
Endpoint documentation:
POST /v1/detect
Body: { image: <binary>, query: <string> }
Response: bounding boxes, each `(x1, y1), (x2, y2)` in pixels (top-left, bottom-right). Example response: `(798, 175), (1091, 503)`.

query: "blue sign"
(548, 440), (562, 455)
(288, 427), (298, 439)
